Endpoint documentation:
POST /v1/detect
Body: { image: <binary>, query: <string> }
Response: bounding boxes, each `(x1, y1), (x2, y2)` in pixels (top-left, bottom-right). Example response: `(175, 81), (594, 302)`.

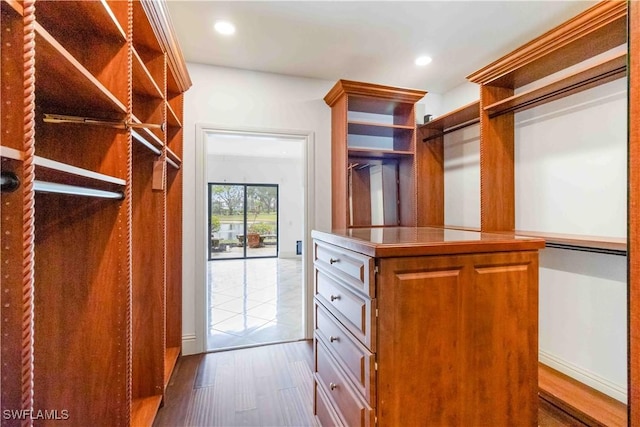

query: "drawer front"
(315, 340), (374, 427)
(315, 269), (376, 350)
(314, 240), (374, 297)
(315, 380), (344, 427)
(315, 303), (375, 404)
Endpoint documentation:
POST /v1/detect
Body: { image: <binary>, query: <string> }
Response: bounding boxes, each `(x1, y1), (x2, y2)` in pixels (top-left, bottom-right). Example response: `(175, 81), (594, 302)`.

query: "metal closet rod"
(34, 181), (124, 200)
(422, 118), (480, 143)
(43, 113), (165, 132)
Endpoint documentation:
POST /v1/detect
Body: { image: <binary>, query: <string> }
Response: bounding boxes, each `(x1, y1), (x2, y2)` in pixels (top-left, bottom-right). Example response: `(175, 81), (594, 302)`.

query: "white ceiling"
(166, 1), (597, 94)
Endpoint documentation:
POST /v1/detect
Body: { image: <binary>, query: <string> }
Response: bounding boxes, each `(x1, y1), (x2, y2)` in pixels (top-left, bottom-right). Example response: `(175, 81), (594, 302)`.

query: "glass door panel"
(246, 185), (278, 258)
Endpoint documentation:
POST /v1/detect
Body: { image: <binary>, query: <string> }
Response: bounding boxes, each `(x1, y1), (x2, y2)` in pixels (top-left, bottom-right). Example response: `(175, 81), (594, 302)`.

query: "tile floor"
(207, 258), (304, 351)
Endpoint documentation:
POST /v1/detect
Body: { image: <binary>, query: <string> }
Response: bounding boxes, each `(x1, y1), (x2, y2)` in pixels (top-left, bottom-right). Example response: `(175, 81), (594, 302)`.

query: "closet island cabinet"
(312, 228), (544, 426)
(0, 0), (190, 425)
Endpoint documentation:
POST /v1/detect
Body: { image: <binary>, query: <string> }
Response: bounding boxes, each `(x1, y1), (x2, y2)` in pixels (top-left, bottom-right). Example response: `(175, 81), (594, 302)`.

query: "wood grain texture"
(480, 85), (515, 232)
(154, 342), (316, 427)
(132, 144), (166, 400)
(376, 251), (539, 425)
(415, 127), (444, 226)
(349, 166), (371, 226)
(330, 95), (349, 230)
(324, 79), (426, 107)
(312, 227), (544, 258)
(629, 1), (640, 424)
(467, 1), (627, 88)
(539, 363), (626, 426)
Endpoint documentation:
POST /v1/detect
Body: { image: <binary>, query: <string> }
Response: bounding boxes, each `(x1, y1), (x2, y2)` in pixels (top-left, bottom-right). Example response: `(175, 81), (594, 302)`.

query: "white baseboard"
(182, 334), (199, 356)
(539, 349), (627, 404)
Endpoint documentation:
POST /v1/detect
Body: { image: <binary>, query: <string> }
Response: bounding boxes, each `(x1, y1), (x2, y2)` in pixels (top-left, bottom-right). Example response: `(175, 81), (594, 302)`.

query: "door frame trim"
(192, 124), (315, 354)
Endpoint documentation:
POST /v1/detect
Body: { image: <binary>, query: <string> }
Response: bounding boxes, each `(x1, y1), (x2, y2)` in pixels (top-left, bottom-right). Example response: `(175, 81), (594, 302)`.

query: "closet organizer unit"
(0, 0), (191, 425)
(323, 80), (426, 229)
(419, 1), (629, 424)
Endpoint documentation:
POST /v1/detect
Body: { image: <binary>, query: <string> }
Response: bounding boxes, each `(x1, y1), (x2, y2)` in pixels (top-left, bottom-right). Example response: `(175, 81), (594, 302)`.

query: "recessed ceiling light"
(214, 21), (236, 36)
(415, 56), (433, 66)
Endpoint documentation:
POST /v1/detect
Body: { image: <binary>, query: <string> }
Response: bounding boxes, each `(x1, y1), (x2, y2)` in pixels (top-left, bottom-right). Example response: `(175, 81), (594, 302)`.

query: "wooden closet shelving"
(0, 1), (191, 425)
(462, 1), (629, 424)
(420, 100), (480, 141)
(466, 0), (627, 254)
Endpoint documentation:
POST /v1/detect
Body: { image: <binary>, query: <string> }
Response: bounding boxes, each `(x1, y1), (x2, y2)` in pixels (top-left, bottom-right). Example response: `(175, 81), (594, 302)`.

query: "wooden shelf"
(35, 23), (127, 117)
(1, 147), (25, 161)
(166, 102), (182, 128)
(133, 48), (164, 99)
(132, 1), (164, 54)
(164, 346), (180, 387)
(166, 148), (181, 170)
(4, 0), (23, 16)
(348, 121), (414, 138)
(35, 0), (126, 44)
(131, 115), (164, 150)
(514, 230), (626, 255)
(348, 148), (414, 159)
(34, 156), (125, 186)
(131, 395), (163, 427)
(539, 363), (627, 427)
(443, 225), (481, 232)
(485, 53), (627, 118)
(420, 101), (480, 132)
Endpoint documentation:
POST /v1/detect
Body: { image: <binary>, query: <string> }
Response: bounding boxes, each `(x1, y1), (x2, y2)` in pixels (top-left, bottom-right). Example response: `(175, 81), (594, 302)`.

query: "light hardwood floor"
(154, 341), (585, 427)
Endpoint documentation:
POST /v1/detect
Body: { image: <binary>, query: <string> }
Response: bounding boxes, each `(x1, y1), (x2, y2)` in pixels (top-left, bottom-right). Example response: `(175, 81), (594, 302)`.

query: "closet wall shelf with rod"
(43, 113), (164, 132)
(512, 230), (627, 256)
(484, 52), (627, 118)
(420, 101), (480, 143)
(35, 0), (126, 44)
(131, 114), (165, 148)
(166, 147), (181, 169)
(35, 23), (127, 117)
(132, 129), (162, 156)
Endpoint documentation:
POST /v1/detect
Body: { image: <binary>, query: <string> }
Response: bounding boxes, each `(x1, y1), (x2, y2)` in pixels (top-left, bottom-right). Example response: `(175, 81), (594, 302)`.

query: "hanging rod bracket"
(0, 172), (20, 193)
(44, 113), (165, 133)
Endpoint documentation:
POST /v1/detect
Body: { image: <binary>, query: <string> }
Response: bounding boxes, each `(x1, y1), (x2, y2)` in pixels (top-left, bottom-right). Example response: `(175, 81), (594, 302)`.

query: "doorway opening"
(199, 129), (312, 352)
(208, 183), (279, 260)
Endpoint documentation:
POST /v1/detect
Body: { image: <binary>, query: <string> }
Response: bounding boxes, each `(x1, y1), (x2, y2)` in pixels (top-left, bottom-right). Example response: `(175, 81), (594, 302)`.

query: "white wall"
(440, 76), (628, 402)
(182, 63), (334, 354)
(207, 149), (304, 258)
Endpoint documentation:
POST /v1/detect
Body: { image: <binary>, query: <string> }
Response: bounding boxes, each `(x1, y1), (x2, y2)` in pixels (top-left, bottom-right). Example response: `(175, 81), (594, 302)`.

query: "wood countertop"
(312, 227), (545, 258)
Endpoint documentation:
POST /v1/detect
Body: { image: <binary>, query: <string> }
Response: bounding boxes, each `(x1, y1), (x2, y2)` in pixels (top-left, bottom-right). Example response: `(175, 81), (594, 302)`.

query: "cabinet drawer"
(315, 303), (375, 404)
(314, 240), (374, 297)
(315, 340), (374, 427)
(315, 380), (344, 427)
(315, 269), (376, 350)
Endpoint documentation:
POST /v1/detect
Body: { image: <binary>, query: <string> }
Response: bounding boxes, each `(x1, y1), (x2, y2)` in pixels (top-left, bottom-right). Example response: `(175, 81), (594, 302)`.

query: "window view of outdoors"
(209, 184), (278, 259)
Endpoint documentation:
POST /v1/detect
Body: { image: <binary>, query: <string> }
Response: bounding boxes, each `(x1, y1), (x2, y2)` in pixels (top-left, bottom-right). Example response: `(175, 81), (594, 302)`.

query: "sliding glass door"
(208, 183), (278, 260)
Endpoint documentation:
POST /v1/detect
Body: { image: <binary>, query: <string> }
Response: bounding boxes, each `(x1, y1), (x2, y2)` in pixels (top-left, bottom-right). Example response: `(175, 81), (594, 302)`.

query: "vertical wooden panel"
(415, 128), (444, 226)
(331, 96), (348, 230)
(629, 1), (640, 424)
(479, 85), (515, 232)
(349, 167), (371, 226)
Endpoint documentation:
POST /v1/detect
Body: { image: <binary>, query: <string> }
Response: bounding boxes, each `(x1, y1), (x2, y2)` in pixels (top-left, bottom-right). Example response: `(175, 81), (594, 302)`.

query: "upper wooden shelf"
(420, 101), (480, 133)
(133, 48), (164, 99)
(4, 0), (23, 16)
(36, 0), (126, 44)
(131, 119), (164, 154)
(514, 230), (626, 255)
(34, 156), (126, 187)
(35, 23), (127, 119)
(348, 121), (414, 138)
(166, 103), (182, 128)
(1, 146), (25, 161)
(348, 148), (413, 159)
(467, 1), (626, 88)
(485, 53), (627, 118)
